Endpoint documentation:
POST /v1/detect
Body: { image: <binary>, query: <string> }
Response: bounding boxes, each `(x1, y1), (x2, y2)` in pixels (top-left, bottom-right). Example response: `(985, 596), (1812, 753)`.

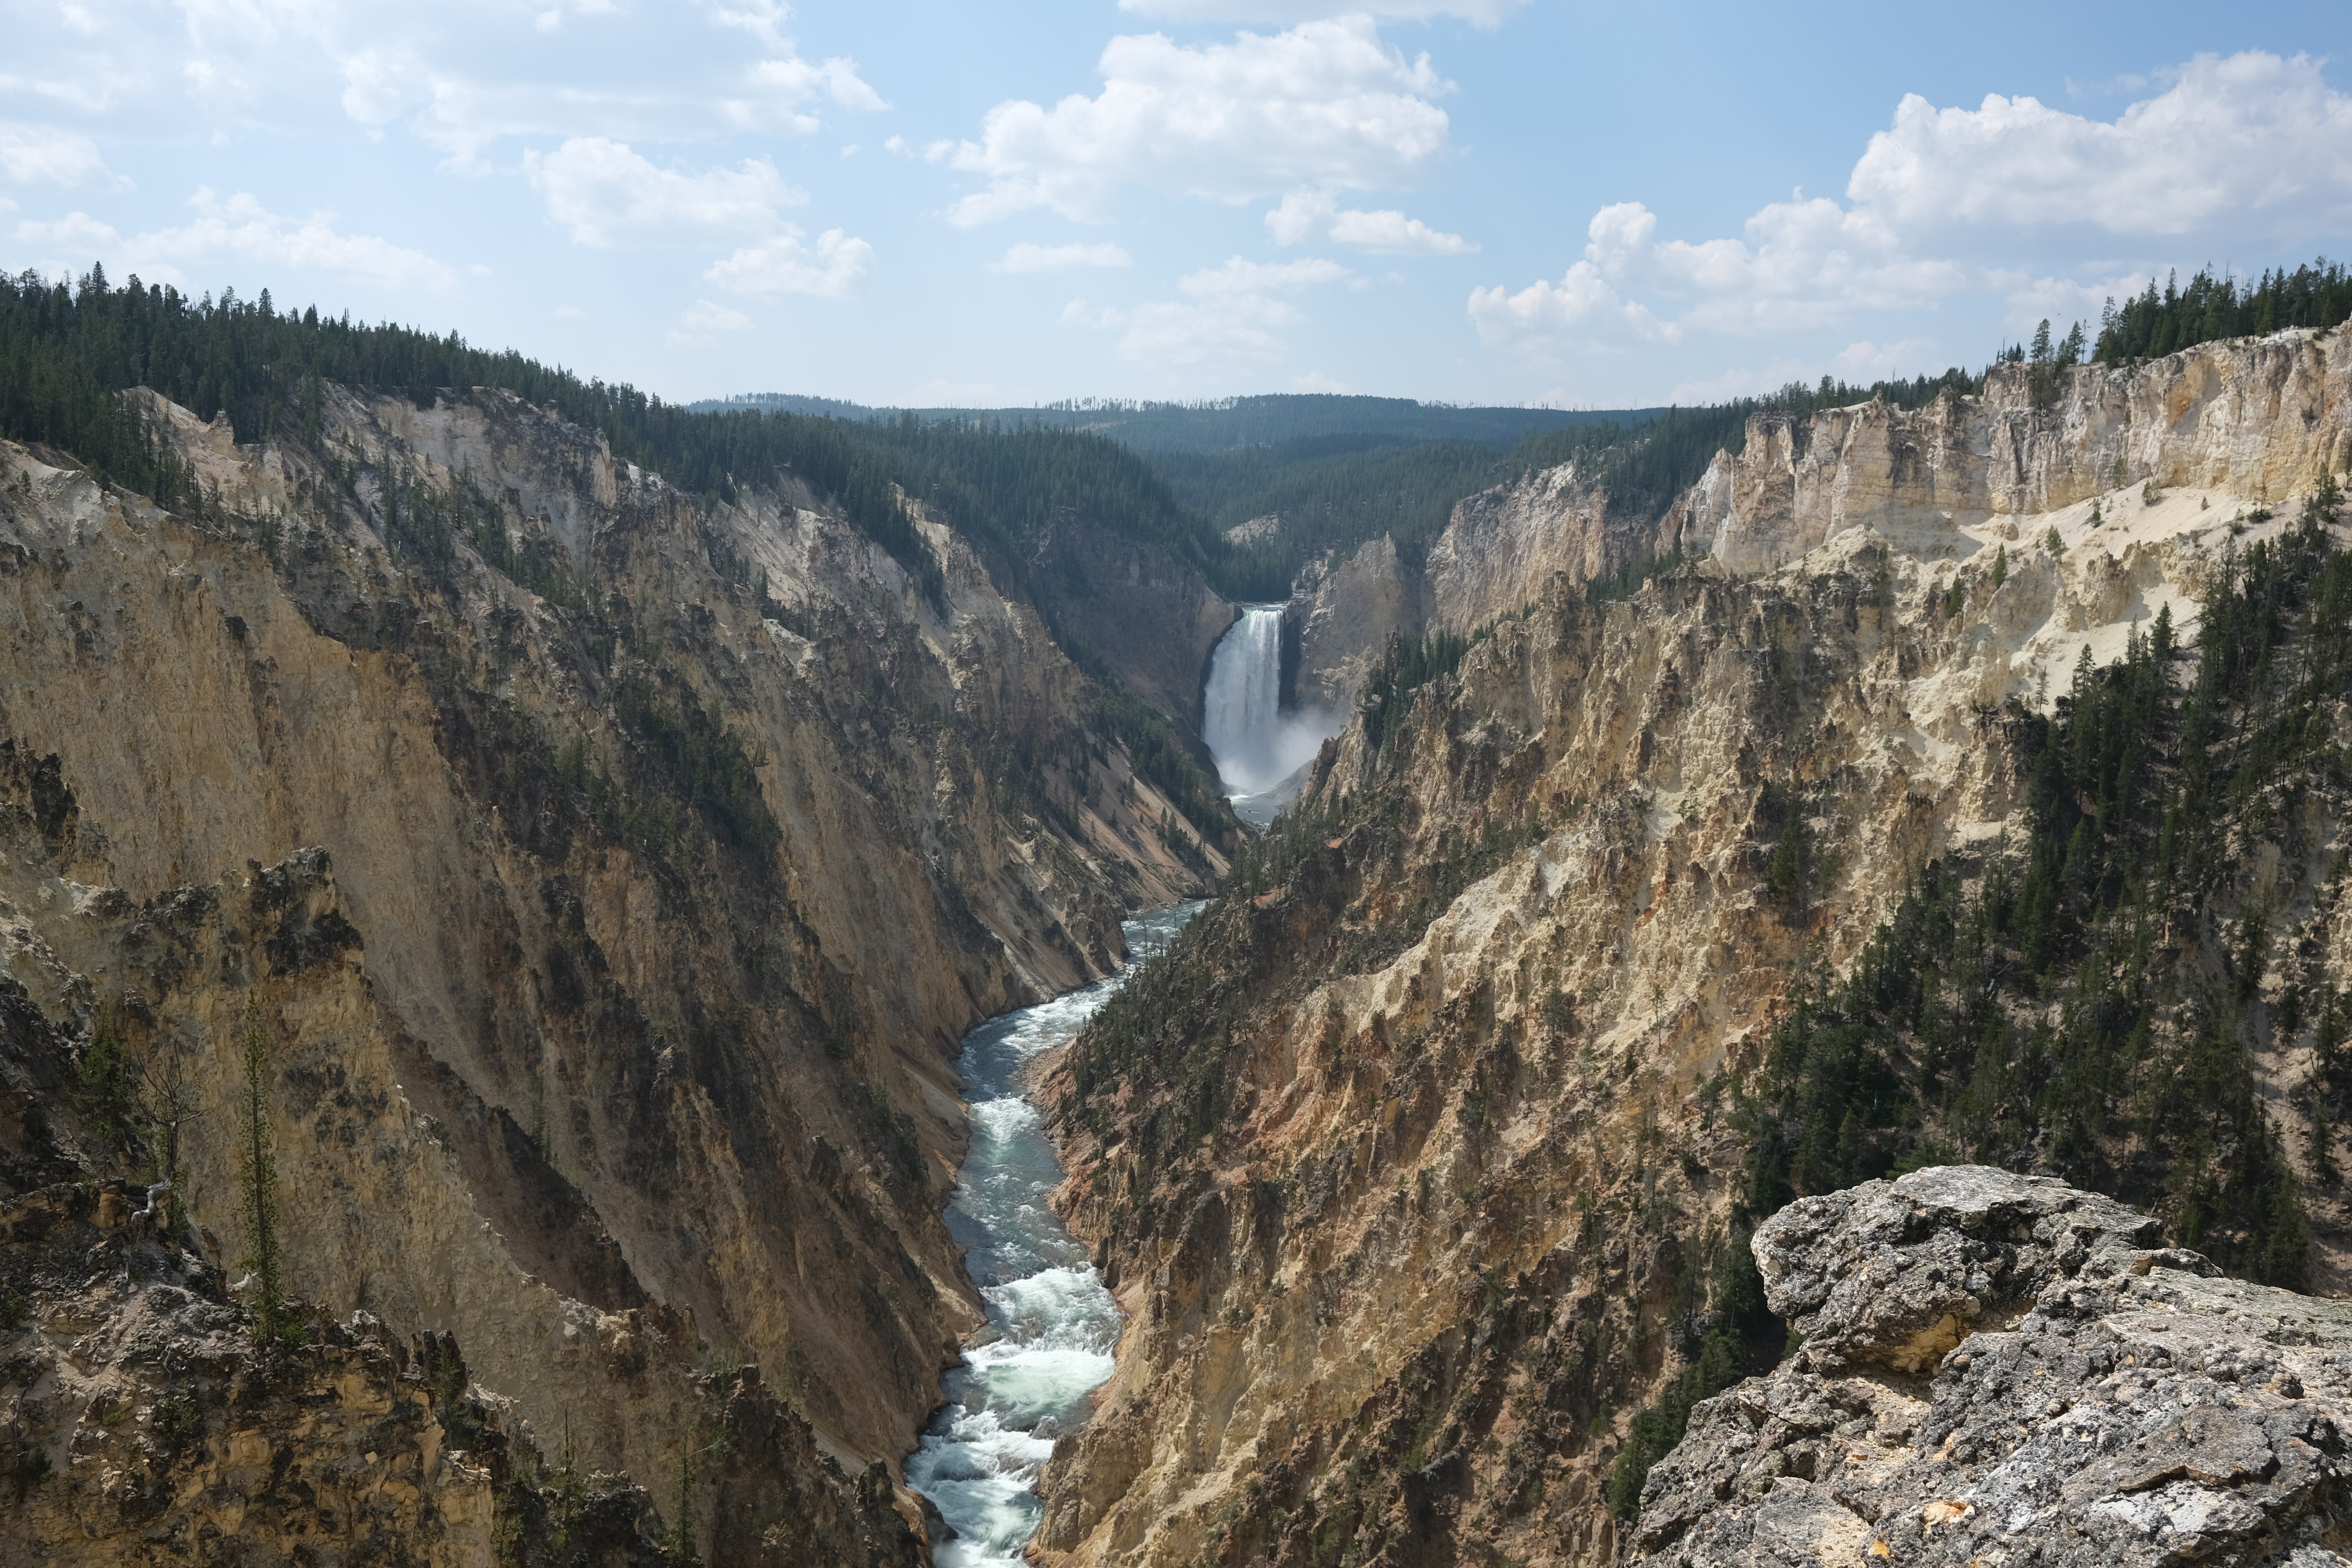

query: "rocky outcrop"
(0, 1180), (508, 1567)
(0, 378), (1229, 1555)
(0, 1175), (915, 1565)
(1691, 330), (2352, 574)
(1635, 1166), (2352, 1568)
(1289, 536), (1423, 712)
(1426, 462), (1675, 634)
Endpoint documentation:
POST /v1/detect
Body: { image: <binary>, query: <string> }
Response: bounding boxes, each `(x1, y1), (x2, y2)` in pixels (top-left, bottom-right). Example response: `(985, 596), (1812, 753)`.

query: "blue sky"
(4, 1), (2350, 408)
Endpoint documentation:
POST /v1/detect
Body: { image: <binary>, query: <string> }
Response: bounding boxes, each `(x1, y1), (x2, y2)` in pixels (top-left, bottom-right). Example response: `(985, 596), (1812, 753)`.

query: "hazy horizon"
(5, 2), (2348, 410)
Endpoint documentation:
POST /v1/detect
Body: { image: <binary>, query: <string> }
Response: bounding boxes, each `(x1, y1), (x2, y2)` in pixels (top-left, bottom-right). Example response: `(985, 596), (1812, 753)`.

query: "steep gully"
(0, 379), (1237, 1563)
(906, 606), (1329, 1559)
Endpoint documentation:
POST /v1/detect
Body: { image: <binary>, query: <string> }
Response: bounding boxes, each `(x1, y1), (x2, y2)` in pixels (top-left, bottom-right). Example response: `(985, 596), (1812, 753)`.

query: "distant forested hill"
(686, 392), (1664, 453)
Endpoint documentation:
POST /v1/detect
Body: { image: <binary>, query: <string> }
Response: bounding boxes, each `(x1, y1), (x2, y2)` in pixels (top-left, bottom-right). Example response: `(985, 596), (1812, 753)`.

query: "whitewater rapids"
(905, 902), (1202, 1565)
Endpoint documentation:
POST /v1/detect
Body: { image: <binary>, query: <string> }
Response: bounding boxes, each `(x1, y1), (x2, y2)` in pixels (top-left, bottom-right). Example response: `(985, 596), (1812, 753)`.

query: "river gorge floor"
(908, 902), (1206, 1565)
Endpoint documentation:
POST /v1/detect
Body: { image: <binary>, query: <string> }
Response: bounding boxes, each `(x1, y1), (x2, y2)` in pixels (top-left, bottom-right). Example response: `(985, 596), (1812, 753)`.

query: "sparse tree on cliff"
(660, 1416), (713, 1567)
(234, 994), (291, 1346)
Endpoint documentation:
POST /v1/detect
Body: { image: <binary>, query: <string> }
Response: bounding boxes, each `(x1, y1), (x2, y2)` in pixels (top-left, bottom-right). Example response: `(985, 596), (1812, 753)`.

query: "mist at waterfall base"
(1203, 606), (1343, 828)
(906, 903), (1203, 1566)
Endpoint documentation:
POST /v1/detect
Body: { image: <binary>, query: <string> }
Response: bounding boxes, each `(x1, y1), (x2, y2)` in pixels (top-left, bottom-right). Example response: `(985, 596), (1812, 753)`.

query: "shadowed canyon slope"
(1032, 326), (2352, 1568)
(0, 377), (1235, 1559)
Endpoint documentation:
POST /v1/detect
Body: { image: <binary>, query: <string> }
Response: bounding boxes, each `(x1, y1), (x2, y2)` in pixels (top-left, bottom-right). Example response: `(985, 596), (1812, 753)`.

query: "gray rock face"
(1633, 1167), (2352, 1568)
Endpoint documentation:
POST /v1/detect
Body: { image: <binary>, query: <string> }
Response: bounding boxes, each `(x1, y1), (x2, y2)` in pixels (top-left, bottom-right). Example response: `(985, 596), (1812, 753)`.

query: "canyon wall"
(1289, 536), (1423, 713)
(1425, 462), (1675, 635)
(1282, 465), (1656, 715)
(0, 381), (1229, 1557)
(1293, 330), (2352, 718)
(1033, 327), (2352, 1567)
(1025, 515), (1238, 730)
(1688, 336), (2352, 573)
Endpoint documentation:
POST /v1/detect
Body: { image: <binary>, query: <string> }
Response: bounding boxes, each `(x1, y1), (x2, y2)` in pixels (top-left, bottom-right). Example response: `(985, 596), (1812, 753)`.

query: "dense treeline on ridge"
(9, 256), (2344, 618)
(2096, 261), (2352, 363)
(691, 390), (1657, 452)
(0, 266), (1247, 608)
(0, 264), (1246, 845)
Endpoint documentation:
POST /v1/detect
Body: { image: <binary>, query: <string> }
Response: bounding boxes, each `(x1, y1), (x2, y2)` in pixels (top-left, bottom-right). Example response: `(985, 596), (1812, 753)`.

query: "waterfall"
(1202, 606), (1285, 793)
(1202, 605), (1342, 821)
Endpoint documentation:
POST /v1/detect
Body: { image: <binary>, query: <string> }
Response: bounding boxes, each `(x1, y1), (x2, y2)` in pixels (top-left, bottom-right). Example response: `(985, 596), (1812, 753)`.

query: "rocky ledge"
(1632, 1167), (2352, 1567)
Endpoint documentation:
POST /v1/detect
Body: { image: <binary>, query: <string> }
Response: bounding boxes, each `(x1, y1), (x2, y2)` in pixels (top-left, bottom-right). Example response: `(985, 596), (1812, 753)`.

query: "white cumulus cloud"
(1848, 51), (2352, 239)
(1070, 253), (1351, 364)
(1177, 256), (1351, 296)
(1266, 188), (1472, 254)
(1467, 204), (1674, 347)
(682, 298), (753, 332)
(0, 0), (890, 171)
(706, 227), (873, 296)
(752, 56), (888, 114)
(994, 242), (1133, 273)
(12, 189), (456, 292)
(1471, 51), (2352, 361)
(665, 296), (755, 348)
(943, 18), (1452, 226)
(0, 124), (117, 188)
(525, 137), (803, 247)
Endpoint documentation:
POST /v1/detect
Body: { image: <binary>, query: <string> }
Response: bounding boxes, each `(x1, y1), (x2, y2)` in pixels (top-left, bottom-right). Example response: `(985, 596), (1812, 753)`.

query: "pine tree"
(235, 995), (289, 1346)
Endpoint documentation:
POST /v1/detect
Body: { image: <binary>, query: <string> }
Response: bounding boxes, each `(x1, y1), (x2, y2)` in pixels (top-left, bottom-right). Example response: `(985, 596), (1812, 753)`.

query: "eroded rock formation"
(1635, 1166), (2352, 1568)
(1689, 345), (2352, 575)
(1292, 328), (2352, 712)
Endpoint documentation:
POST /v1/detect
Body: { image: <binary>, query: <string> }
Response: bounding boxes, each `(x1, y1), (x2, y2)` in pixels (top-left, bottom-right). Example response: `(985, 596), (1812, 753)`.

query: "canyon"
(0, 373), (1231, 1560)
(4, 312), (2352, 1567)
(1029, 329), (2352, 1567)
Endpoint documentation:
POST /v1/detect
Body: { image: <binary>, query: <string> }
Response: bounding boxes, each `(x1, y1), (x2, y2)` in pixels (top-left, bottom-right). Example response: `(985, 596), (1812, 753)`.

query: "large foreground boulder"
(1632, 1167), (2352, 1567)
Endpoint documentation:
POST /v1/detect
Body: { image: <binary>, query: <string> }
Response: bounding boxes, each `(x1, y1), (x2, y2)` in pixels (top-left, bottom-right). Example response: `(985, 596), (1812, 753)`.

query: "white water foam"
(906, 903), (1201, 1566)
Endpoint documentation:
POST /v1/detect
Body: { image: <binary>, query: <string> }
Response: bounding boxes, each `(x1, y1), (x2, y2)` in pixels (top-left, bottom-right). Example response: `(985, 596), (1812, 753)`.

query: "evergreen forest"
(690, 390), (1656, 452)
(11, 256), (2343, 621)
(1736, 486), (2351, 1286)
(0, 266), (1241, 610)
(2096, 262), (2352, 363)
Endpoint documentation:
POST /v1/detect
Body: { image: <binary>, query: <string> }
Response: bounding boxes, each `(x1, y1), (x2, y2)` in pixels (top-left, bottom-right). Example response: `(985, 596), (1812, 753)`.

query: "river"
(905, 900), (1204, 1565)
